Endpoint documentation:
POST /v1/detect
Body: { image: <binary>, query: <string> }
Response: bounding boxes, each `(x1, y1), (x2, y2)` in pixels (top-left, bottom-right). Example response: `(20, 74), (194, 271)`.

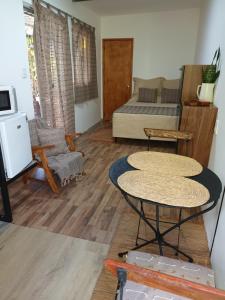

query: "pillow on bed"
(161, 88), (180, 104)
(138, 88), (157, 103)
(133, 77), (164, 95)
(162, 79), (180, 89)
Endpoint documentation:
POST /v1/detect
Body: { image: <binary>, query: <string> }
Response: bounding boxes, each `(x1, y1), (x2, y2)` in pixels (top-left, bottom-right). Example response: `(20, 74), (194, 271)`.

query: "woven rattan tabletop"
(118, 170), (210, 208)
(128, 151), (203, 177)
(144, 128), (193, 140)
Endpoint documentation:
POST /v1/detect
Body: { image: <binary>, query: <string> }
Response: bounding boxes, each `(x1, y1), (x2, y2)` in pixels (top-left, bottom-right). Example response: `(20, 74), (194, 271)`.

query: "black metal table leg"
(148, 136), (151, 151)
(135, 200), (144, 246)
(156, 205), (163, 256)
(0, 143), (37, 222)
(185, 139), (189, 156)
(118, 192), (219, 262)
(0, 184), (12, 222)
(118, 236), (158, 258)
(175, 208), (182, 256)
(163, 239), (193, 262)
(0, 145), (12, 222)
(118, 193), (158, 258)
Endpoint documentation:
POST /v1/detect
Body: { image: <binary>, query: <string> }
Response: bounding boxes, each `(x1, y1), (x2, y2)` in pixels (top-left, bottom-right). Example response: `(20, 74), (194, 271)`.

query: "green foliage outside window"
(26, 35), (39, 98)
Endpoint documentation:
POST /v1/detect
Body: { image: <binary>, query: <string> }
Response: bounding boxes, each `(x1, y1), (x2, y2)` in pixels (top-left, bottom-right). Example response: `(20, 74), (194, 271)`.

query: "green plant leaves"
(203, 47), (221, 83)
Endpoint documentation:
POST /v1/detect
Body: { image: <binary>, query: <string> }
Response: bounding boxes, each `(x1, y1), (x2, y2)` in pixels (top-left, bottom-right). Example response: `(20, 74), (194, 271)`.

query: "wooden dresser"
(176, 65), (218, 167)
(178, 105), (217, 167)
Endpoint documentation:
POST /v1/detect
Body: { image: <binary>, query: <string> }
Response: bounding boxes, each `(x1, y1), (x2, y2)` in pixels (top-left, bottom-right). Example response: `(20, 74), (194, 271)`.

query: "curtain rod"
(38, 0), (95, 29)
(39, 0), (74, 18)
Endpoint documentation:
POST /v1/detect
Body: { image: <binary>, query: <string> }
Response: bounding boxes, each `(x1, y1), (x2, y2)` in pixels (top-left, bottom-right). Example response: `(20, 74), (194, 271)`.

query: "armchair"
(26, 119), (84, 193)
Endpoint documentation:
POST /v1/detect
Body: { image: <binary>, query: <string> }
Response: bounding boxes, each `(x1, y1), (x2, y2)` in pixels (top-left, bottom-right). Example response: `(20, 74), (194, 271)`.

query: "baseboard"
(83, 120), (103, 134)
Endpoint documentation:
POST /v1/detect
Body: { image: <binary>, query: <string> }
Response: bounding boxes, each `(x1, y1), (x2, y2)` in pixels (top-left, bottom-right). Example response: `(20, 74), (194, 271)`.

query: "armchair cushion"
(48, 152), (84, 186)
(127, 251), (215, 287)
(120, 280), (189, 300)
(28, 118), (50, 146)
(37, 128), (69, 157)
(117, 251), (215, 299)
(29, 119), (40, 146)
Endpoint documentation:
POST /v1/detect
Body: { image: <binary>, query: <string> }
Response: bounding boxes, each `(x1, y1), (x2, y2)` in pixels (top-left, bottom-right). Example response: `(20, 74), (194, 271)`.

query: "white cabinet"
(0, 112), (32, 178)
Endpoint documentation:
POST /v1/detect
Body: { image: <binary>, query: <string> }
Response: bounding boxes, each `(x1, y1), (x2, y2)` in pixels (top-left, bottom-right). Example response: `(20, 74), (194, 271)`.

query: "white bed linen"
(112, 98), (180, 140)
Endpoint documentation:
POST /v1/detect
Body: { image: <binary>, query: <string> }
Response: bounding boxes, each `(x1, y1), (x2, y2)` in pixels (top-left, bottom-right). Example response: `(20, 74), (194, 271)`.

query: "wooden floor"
(0, 125), (211, 299)
(88, 125), (114, 143)
(7, 128), (176, 245)
(92, 207), (210, 300)
(0, 221), (108, 300)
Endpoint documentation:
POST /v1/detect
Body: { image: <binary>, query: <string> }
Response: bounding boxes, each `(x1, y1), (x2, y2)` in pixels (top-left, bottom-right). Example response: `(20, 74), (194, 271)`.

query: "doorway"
(103, 38), (133, 121)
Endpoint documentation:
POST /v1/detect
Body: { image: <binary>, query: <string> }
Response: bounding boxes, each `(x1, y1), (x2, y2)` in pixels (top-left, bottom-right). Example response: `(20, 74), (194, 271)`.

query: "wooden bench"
(144, 128), (193, 155)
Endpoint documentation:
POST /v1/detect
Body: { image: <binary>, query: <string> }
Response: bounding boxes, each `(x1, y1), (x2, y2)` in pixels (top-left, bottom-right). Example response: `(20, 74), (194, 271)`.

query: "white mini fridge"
(0, 112), (32, 178)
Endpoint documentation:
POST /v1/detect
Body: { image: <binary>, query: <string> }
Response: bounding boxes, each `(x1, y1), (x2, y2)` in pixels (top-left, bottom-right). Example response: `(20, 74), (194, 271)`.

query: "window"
(24, 8), (41, 118)
(72, 20), (98, 103)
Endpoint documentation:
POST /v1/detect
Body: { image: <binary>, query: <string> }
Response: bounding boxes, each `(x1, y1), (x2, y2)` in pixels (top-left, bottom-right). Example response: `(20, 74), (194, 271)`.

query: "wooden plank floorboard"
(3, 129), (202, 244)
(91, 207), (211, 300)
(0, 126), (212, 299)
(5, 132), (158, 243)
(0, 222), (108, 300)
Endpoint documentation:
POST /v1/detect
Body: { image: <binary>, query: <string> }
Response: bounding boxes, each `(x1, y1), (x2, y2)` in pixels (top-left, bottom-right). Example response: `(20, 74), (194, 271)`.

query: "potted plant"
(197, 47), (221, 102)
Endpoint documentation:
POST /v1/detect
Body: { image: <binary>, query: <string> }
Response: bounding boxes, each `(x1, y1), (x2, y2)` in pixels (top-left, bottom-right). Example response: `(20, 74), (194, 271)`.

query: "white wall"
(0, 0), (101, 132)
(195, 0), (225, 289)
(0, 1), (34, 119)
(101, 9), (200, 80)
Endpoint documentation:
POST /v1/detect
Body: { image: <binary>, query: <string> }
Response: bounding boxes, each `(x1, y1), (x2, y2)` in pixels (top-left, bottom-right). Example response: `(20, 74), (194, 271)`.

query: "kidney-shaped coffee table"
(109, 156), (222, 262)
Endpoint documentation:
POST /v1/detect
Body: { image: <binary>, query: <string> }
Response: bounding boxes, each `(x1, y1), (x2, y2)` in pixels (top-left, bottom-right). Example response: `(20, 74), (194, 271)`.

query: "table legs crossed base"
(118, 194), (196, 262)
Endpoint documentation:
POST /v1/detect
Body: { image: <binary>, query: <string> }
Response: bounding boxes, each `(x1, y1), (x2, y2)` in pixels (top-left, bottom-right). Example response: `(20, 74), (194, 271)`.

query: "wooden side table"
(144, 128), (193, 156)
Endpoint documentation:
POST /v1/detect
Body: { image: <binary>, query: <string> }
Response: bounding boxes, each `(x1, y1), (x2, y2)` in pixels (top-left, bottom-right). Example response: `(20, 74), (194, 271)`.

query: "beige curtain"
(72, 20), (98, 103)
(33, 0), (75, 133)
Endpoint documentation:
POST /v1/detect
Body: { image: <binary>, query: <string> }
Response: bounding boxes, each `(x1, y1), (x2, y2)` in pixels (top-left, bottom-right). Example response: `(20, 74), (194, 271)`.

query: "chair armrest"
(32, 145), (55, 168)
(65, 132), (82, 139)
(32, 145), (55, 160)
(65, 133), (81, 152)
(104, 259), (225, 300)
(32, 144), (55, 152)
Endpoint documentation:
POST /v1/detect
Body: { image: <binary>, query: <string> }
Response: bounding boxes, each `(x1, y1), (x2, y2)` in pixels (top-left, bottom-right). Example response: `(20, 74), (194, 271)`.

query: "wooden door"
(103, 38), (133, 121)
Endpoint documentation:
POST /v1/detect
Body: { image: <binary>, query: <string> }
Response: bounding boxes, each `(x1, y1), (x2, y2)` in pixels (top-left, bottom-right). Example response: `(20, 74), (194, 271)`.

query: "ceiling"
(78, 0), (202, 16)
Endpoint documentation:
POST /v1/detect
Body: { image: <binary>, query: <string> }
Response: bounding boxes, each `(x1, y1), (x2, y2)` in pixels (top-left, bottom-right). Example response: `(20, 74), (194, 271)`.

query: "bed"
(112, 77), (181, 141)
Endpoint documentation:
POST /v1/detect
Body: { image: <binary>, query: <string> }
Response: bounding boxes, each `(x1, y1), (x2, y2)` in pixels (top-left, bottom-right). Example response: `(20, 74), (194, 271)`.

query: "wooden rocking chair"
(26, 119), (84, 193)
